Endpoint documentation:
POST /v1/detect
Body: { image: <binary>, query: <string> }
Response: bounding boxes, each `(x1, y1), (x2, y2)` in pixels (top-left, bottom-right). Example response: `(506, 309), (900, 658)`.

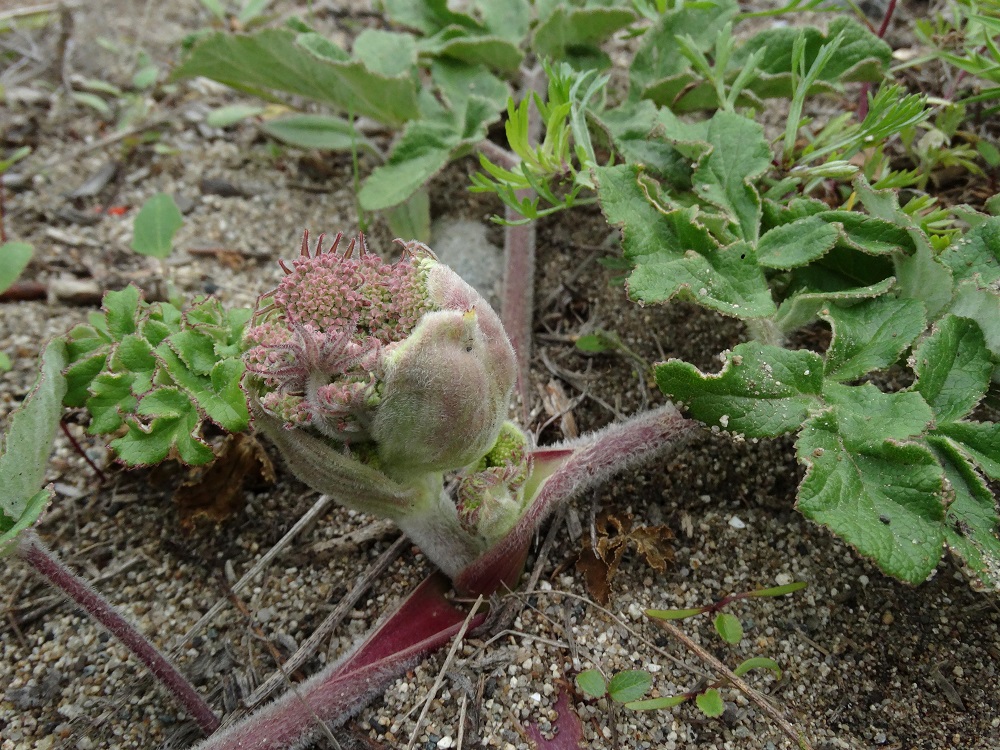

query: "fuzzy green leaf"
(774, 278), (896, 336)
(631, 0), (738, 98)
(102, 285), (141, 341)
(156, 346), (249, 433)
(261, 114), (375, 152)
(948, 284), (1000, 372)
(820, 296), (926, 382)
(174, 28), (419, 126)
(205, 104), (266, 128)
(0, 489), (53, 558)
(934, 421), (1000, 480)
(0, 241), (33, 294)
(733, 657), (781, 679)
(938, 217), (1000, 286)
(382, 0), (482, 35)
(913, 315), (993, 424)
(113, 334), (158, 395)
(796, 386), (943, 584)
(86, 372), (137, 435)
(713, 613), (743, 644)
(607, 670), (652, 704)
(533, 6), (636, 68)
(931, 438), (1000, 590)
(111, 388), (214, 466)
(0, 340), (67, 527)
(597, 165), (775, 318)
(352, 29), (417, 78)
(575, 669), (607, 699)
(756, 217), (839, 269)
(359, 121), (458, 210)
(168, 329), (220, 376)
(819, 211), (916, 255)
(132, 193), (183, 259)
(695, 688), (725, 717)
(692, 112), (771, 243)
(419, 29), (523, 73)
(655, 342), (823, 438)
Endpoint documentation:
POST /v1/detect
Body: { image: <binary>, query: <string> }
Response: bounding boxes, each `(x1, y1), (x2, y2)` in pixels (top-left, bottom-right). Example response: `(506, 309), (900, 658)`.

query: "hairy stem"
(455, 405), (698, 595)
(501, 65), (546, 419)
(17, 531), (219, 735)
(194, 573), (485, 750)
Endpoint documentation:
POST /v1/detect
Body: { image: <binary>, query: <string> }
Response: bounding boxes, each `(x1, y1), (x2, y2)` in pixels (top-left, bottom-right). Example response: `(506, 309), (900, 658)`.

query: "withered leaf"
(576, 511), (674, 604)
(174, 432), (275, 532)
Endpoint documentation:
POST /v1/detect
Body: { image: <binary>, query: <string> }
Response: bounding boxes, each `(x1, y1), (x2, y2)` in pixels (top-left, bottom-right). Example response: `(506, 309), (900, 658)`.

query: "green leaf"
(733, 657), (781, 679)
(102, 285), (142, 341)
(476, 0), (531, 42)
(419, 29), (523, 73)
(591, 101), (691, 187)
(655, 342), (824, 438)
(205, 103), (267, 127)
(631, 0), (738, 98)
(938, 217), (1000, 286)
(749, 581), (808, 597)
(382, 0), (482, 35)
(774, 277), (896, 336)
(818, 212), (916, 255)
(644, 606), (706, 620)
(533, 6), (636, 68)
(86, 372), (136, 434)
(695, 688), (725, 717)
(0, 340), (67, 528)
(359, 121), (457, 210)
(820, 296), (926, 382)
(0, 488), (53, 557)
(132, 193), (183, 259)
(111, 388), (214, 466)
(597, 165), (775, 318)
(948, 283), (1000, 372)
(713, 612), (743, 644)
(168, 329), (222, 376)
(0, 242), (33, 294)
(625, 694), (688, 711)
(692, 111), (771, 243)
(385, 188), (431, 244)
(353, 29), (416, 77)
(261, 114), (374, 152)
(931, 438), (1000, 590)
(155, 346), (249, 433)
(113, 334), (158, 395)
(934, 421), (1000, 480)
(174, 28), (419, 126)
(756, 217), (839, 269)
(913, 316), (993, 424)
(72, 91), (112, 117)
(607, 670), (652, 703)
(0, 352), (10, 372)
(575, 669), (607, 699)
(796, 391), (944, 584)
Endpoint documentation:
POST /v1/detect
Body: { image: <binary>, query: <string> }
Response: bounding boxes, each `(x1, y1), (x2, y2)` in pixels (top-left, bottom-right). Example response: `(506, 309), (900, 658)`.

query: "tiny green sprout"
(576, 668), (652, 704)
(575, 669), (607, 699)
(695, 688), (725, 717)
(132, 193), (183, 259)
(713, 612), (743, 644)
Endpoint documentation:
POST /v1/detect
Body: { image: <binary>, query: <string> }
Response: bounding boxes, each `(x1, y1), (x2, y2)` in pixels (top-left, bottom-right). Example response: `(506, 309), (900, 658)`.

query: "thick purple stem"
(195, 572), (485, 750)
(501, 66), (546, 418)
(857, 0), (898, 121)
(455, 404), (698, 595)
(17, 531), (219, 735)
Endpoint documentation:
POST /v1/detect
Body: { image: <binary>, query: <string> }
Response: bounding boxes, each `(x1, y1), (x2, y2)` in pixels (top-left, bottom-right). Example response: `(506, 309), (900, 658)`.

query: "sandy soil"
(1, 2), (998, 750)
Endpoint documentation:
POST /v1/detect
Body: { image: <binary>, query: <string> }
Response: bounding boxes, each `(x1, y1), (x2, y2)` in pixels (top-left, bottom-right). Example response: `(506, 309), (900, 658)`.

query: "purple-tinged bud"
(244, 232), (517, 479)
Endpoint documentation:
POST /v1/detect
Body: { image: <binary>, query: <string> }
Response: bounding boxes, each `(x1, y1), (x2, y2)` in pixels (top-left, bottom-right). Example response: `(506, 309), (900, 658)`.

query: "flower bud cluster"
(244, 232), (518, 482)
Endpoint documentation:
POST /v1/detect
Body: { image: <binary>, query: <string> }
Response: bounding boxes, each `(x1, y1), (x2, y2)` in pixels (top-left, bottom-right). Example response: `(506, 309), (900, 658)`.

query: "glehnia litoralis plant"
(241, 231), (694, 590)
(182, 231), (694, 750)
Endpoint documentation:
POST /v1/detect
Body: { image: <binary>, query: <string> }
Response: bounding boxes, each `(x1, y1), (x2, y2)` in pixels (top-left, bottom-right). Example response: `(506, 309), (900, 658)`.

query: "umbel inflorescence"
(243, 232), (531, 576)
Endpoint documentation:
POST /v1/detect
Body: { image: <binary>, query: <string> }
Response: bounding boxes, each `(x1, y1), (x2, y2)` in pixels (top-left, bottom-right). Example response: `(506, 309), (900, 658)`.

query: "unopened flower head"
(244, 231), (517, 478)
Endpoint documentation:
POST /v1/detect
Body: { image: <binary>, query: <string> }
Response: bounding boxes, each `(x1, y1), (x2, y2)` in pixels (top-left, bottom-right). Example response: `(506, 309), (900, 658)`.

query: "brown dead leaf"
(576, 511), (673, 604)
(174, 433), (275, 532)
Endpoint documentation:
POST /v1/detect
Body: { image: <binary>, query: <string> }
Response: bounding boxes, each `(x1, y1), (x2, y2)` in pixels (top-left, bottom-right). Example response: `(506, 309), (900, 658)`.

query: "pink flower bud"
(244, 232), (517, 478)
